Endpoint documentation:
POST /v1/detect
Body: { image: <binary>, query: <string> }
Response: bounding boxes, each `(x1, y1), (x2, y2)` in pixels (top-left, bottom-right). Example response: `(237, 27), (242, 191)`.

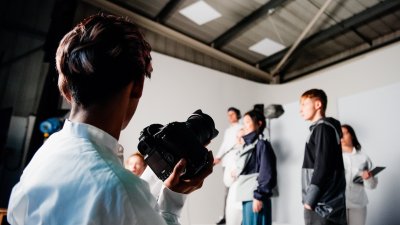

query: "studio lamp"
(264, 104), (284, 140)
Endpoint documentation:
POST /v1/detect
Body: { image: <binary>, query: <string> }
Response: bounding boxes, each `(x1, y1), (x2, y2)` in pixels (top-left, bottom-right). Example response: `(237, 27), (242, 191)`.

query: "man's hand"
(304, 204), (312, 210)
(362, 170), (372, 180)
(213, 158), (221, 165)
(253, 199), (263, 213)
(164, 151), (214, 194)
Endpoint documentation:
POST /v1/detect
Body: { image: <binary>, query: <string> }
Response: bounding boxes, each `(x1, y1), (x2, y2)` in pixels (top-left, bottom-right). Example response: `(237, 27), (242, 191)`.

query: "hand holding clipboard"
(353, 166), (386, 184)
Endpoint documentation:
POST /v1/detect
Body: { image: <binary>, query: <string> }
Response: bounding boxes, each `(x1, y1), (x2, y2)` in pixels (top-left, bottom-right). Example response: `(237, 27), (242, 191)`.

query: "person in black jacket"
(299, 89), (347, 225)
(239, 110), (277, 225)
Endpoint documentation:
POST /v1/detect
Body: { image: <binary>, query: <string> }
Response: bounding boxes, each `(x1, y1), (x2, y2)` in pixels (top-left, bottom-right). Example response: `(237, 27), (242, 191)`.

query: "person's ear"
(130, 75), (145, 99)
(58, 75), (72, 103)
(315, 100), (322, 110)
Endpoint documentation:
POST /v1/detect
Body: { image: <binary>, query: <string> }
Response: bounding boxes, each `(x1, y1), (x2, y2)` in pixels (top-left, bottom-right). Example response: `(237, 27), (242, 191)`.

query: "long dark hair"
(342, 124), (362, 151)
(244, 110), (266, 136)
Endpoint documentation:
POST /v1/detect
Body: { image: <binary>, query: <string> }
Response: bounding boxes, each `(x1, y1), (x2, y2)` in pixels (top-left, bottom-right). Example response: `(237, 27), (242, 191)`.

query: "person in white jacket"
(341, 124), (377, 225)
(214, 107), (243, 224)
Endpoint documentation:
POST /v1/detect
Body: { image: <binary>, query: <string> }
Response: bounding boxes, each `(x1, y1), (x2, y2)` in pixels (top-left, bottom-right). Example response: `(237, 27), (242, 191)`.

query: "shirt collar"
(230, 122), (240, 127)
(243, 131), (258, 145)
(62, 120), (124, 161)
(309, 118), (323, 130)
(343, 147), (357, 155)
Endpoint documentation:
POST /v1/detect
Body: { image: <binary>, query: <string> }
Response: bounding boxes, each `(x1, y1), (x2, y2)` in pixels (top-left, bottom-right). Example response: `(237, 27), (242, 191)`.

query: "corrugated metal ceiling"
(80, 0), (400, 84)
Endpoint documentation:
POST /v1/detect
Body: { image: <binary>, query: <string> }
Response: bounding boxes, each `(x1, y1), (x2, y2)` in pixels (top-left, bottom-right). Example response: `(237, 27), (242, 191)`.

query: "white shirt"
(141, 167), (164, 199)
(342, 148), (378, 208)
(8, 120), (186, 225)
(216, 123), (242, 168)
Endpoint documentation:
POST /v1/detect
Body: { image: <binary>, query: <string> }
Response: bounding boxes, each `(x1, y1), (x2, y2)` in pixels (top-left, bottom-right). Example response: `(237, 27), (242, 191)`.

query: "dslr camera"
(138, 110), (219, 181)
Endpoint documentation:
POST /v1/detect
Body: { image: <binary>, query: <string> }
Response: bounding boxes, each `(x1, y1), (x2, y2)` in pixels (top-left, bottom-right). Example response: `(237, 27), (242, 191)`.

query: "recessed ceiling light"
(179, 1), (221, 26)
(249, 38), (285, 56)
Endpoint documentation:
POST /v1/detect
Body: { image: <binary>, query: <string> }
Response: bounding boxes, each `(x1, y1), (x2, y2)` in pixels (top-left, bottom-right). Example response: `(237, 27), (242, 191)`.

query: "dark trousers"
(304, 209), (345, 225)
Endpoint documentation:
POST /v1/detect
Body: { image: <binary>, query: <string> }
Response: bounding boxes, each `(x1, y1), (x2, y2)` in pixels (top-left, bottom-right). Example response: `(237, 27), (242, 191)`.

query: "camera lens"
(137, 110), (218, 181)
(186, 109), (219, 145)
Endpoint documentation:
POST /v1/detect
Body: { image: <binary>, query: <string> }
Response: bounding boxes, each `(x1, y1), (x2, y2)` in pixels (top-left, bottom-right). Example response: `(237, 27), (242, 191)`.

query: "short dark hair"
(342, 124), (362, 151)
(244, 110), (266, 136)
(301, 89), (327, 113)
(56, 14), (152, 106)
(228, 107), (241, 119)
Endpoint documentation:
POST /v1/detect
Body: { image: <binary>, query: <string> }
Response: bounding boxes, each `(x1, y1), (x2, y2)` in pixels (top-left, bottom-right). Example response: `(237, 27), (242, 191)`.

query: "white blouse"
(342, 148), (378, 208)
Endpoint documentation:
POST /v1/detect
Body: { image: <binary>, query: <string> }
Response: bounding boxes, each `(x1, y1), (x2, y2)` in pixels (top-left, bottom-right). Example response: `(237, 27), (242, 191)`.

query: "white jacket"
(216, 123), (242, 187)
(216, 123), (243, 168)
(342, 148), (378, 208)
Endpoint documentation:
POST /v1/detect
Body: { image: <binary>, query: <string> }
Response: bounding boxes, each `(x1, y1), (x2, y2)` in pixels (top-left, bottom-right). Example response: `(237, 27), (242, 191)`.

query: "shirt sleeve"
(364, 157), (378, 189)
(7, 182), (27, 225)
(311, 125), (338, 184)
(253, 140), (277, 200)
(141, 167), (164, 199)
(305, 124), (339, 207)
(157, 185), (187, 225)
(141, 168), (187, 225)
(216, 130), (229, 159)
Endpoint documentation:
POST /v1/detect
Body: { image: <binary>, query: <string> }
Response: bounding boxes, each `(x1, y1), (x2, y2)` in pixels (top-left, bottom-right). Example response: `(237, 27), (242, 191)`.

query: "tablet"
(370, 166), (386, 176)
(353, 166), (385, 184)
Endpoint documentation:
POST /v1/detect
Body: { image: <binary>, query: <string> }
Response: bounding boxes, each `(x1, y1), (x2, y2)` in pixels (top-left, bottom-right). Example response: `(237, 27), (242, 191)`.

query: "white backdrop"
(119, 41), (400, 225)
(338, 82), (400, 225)
(269, 101), (308, 225)
(270, 82), (400, 225)
(120, 51), (267, 224)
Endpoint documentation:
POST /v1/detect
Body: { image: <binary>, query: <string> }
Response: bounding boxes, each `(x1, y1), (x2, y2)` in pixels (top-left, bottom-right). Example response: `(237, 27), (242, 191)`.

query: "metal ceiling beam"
(259, 0), (400, 69)
(308, 0), (373, 46)
(270, 0), (333, 77)
(352, 28), (372, 46)
(283, 31), (400, 82)
(154, 0), (182, 23)
(109, 0), (205, 44)
(84, 0), (273, 83)
(211, 0), (288, 48)
(109, 0), (149, 17)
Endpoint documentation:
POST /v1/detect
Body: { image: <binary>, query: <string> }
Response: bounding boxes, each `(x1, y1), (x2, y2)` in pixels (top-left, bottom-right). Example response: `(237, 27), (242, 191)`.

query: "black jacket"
(302, 117), (347, 224)
(241, 132), (277, 200)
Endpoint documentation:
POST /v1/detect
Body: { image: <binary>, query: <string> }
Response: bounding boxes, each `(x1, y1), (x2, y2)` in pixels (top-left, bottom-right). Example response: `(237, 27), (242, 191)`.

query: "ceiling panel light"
(179, 1), (221, 26)
(249, 38), (285, 56)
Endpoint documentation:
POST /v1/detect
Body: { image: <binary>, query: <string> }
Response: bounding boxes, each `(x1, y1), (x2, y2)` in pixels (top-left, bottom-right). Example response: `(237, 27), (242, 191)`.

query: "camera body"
(138, 110), (218, 181)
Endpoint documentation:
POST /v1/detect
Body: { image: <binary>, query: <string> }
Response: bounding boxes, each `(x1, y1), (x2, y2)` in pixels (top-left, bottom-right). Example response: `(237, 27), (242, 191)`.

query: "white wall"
(120, 52), (267, 225)
(337, 83), (400, 225)
(266, 42), (400, 225)
(120, 42), (400, 225)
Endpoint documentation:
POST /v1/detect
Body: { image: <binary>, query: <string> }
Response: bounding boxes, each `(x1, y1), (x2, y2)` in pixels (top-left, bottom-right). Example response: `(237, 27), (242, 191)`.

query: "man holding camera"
(7, 14), (213, 225)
